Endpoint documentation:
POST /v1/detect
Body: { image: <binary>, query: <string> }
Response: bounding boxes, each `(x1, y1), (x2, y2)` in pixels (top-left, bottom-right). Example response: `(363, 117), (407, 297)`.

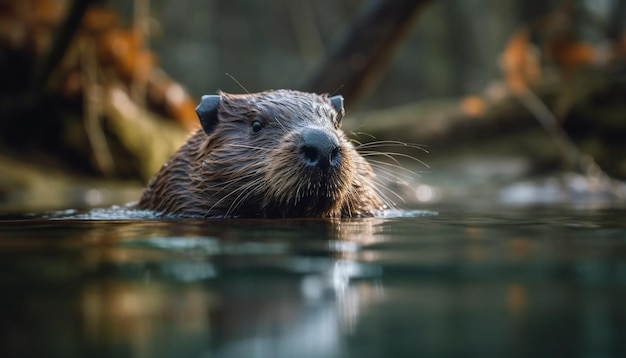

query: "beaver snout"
(299, 127), (341, 169)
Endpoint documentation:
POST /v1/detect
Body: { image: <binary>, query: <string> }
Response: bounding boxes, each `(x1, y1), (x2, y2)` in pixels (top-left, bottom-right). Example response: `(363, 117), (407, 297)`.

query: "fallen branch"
(301, 0), (432, 108)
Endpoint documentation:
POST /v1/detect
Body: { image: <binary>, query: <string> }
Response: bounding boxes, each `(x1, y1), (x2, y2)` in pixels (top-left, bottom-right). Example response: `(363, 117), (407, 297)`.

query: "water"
(1, 206), (625, 358)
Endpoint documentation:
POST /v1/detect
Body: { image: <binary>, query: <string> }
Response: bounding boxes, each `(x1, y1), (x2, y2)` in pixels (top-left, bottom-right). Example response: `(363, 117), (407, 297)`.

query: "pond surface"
(1, 205), (625, 358)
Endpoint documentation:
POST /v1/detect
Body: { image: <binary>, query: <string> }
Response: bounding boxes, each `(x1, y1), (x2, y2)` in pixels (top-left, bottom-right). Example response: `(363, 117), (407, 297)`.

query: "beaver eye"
(250, 119), (264, 133)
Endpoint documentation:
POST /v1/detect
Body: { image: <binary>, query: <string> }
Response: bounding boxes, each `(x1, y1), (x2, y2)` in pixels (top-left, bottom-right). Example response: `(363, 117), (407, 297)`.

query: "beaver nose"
(300, 128), (341, 169)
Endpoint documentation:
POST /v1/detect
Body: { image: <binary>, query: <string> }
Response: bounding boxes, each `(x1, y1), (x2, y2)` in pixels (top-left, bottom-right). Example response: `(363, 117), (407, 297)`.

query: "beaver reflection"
(138, 90), (387, 218)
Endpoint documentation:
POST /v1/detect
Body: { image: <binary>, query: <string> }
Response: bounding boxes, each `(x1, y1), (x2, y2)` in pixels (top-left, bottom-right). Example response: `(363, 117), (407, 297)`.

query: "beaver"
(137, 89), (386, 218)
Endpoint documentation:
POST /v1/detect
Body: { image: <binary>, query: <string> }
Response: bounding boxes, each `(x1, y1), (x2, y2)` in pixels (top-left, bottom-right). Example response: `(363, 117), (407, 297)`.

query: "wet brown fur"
(137, 90), (385, 218)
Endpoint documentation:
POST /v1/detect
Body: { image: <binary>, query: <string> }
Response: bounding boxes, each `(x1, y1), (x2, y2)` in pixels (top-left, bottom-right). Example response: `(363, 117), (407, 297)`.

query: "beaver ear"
(196, 95), (221, 135)
(330, 95), (345, 122)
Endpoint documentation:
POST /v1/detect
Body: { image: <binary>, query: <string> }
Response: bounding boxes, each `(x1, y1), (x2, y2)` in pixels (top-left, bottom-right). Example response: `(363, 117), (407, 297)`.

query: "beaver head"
(138, 90), (385, 218)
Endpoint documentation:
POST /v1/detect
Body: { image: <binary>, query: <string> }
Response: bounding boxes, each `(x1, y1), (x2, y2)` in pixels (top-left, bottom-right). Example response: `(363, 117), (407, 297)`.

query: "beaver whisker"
(202, 173), (260, 210)
(348, 138), (364, 147)
(350, 161), (394, 207)
(273, 116), (289, 133)
(224, 177), (265, 217)
(365, 159), (423, 179)
(228, 144), (272, 152)
(361, 151), (404, 169)
(344, 197), (356, 217)
(202, 173), (259, 198)
(369, 167), (415, 187)
(369, 175), (404, 204)
(204, 176), (264, 218)
(356, 142), (428, 154)
(360, 151), (430, 169)
(349, 131), (377, 141)
(265, 170), (305, 206)
(356, 140), (429, 152)
(367, 163), (412, 185)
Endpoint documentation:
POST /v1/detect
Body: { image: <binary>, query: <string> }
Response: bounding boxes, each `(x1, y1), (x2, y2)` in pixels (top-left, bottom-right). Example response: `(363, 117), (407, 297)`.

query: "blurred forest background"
(1, 0), (625, 211)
